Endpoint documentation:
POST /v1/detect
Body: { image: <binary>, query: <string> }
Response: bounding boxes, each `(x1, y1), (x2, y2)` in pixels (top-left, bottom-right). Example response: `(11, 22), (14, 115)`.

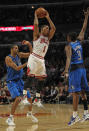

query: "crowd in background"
(0, 41), (89, 105)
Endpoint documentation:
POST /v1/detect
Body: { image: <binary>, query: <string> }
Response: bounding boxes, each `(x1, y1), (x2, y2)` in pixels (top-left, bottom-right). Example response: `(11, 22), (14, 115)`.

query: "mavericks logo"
(71, 85), (74, 89)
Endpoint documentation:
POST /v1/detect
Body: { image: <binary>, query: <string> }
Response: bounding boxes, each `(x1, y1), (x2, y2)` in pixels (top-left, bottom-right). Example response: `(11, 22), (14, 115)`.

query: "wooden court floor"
(0, 104), (89, 131)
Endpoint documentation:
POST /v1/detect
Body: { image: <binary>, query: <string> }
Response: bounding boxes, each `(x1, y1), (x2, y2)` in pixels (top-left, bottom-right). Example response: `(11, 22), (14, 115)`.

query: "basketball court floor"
(0, 104), (89, 131)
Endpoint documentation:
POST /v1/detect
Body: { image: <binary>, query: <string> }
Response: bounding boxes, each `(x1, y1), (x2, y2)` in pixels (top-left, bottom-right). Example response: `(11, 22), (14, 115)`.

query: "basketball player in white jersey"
(23, 9), (56, 105)
(26, 10), (56, 80)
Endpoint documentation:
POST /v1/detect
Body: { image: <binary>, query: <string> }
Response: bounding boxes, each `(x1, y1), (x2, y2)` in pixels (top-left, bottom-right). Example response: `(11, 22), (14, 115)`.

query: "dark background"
(0, 0), (89, 81)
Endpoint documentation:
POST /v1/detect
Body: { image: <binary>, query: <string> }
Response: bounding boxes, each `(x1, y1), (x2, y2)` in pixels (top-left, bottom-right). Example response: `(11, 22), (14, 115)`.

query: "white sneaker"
(27, 113), (38, 123)
(33, 99), (43, 108)
(36, 100), (44, 108)
(21, 98), (30, 106)
(6, 117), (15, 126)
(81, 113), (89, 123)
(33, 98), (38, 105)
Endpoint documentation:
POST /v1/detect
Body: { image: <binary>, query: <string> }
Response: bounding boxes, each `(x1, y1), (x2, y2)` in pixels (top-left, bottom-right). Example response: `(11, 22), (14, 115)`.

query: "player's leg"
(35, 59), (47, 92)
(6, 81), (21, 126)
(68, 92), (80, 126)
(27, 54), (37, 77)
(26, 89), (38, 123)
(72, 92), (80, 117)
(68, 69), (81, 126)
(27, 54), (38, 91)
(34, 60), (47, 105)
(80, 68), (89, 122)
(11, 96), (21, 115)
(80, 90), (89, 122)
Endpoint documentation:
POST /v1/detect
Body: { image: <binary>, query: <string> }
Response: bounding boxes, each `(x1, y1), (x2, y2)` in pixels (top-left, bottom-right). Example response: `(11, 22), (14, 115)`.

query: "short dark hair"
(10, 44), (18, 50)
(68, 32), (77, 41)
(41, 25), (48, 30)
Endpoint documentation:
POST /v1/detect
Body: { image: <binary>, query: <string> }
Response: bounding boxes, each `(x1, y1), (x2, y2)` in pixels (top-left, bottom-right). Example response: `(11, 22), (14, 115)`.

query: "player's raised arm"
(64, 45), (72, 74)
(33, 11), (39, 41)
(18, 40), (33, 58)
(45, 11), (56, 40)
(78, 8), (89, 41)
(5, 56), (27, 71)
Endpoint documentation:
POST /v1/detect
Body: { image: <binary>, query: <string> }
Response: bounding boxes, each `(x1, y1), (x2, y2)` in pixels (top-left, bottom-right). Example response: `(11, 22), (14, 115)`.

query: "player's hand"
(83, 10), (88, 16)
(22, 40), (31, 46)
(61, 71), (69, 80)
(87, 7), (89, 15)
(45, 11), (49, 19)
(83, 8), (89, 16)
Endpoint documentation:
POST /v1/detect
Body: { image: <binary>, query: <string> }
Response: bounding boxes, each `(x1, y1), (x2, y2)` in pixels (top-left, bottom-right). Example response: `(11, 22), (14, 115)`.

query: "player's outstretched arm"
(33, 11), (39, 41)
(45, 11), (56, 40)
(18, 40), (33, 58)
(78, 8), (89, 41)
(5, 56), (27, 71)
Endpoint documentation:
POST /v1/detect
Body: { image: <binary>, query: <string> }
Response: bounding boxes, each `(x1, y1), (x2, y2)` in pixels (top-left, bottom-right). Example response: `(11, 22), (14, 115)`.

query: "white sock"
(73, 111), (77, 118)
(84, 110), (88, 115)
(28, 111), (32, 115)
(10, 114), (13, 118)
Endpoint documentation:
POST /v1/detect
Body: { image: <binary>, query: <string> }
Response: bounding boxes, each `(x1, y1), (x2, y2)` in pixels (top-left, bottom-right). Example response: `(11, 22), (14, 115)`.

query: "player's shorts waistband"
(7, 78), (21, 83)
(32, 52), (44, 59)
(70, 63), (85, 72)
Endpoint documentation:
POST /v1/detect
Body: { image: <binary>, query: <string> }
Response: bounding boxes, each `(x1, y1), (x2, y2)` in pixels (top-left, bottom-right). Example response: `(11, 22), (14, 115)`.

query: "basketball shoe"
(68, 115), (80, 126)
(33, 98), (43, 107)
(81, 113), (89, 123)
(27, 112), (38, 123)
(6, 116), (15, 126)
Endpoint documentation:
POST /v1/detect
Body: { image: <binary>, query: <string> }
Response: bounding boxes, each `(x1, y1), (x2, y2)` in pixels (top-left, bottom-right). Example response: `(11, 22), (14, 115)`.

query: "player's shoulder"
(5, 55), (13, 61)
(5, 56), (12, 64)
(76, 39), (82, 44)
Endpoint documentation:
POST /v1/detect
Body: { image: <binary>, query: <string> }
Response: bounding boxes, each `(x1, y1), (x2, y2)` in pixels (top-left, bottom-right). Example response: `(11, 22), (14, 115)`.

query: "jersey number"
(77, 50), (82, 60)
(43, 46), (46, 53)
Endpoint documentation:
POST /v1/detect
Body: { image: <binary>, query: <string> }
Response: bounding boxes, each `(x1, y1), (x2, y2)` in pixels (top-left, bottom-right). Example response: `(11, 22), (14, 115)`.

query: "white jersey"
(33, 35), (49, 58)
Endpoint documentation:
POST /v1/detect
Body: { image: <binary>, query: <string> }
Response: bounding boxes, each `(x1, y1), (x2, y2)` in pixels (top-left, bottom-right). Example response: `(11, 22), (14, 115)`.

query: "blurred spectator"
(43, 87), (51, 103)
(0, 88), (10, 104)
(49, 86), (59, 103)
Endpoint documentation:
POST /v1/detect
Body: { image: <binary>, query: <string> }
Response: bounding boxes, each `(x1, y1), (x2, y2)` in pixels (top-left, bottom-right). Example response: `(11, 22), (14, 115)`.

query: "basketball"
(36, 8), (47, 18)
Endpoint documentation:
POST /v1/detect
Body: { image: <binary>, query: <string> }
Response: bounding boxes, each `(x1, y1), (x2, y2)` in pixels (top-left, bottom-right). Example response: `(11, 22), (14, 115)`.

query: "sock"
(9, 114), (14, 120)
(73, 111), (77, 118)
(84, 110), (88, 115)
(10, 114), (13, 118)
(82, 99), (88, 110)
(28, 111), (32, 115)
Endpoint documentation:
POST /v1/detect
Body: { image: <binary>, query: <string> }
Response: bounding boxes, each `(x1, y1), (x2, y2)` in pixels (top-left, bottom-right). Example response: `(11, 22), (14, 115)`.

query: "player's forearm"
(16, 63), (27, 71)
(65, 58), (71, 73)
(34, 13), (39, 25)
(46, 17), (56, 31)
(81, 14), (88, 33)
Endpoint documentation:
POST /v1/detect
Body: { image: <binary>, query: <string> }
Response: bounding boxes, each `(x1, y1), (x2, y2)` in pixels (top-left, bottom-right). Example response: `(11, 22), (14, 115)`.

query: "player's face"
(67, 35), (71, 43)
(42, 26), (49, 36)
(12, 46), (19, 55)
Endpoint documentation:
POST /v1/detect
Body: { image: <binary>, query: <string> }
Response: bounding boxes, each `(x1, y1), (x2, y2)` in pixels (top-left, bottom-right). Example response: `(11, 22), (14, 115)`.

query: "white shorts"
(27, 54), (47, 78)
